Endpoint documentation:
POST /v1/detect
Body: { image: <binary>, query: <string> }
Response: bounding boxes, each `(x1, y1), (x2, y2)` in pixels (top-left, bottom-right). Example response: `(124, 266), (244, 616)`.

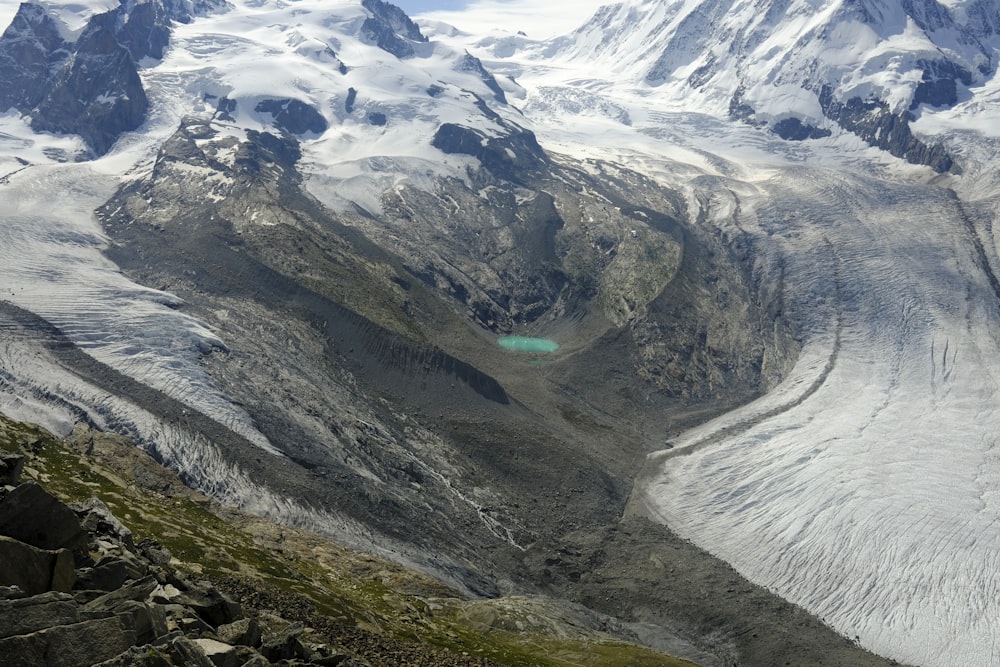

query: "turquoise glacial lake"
(497, 336), (560, 353)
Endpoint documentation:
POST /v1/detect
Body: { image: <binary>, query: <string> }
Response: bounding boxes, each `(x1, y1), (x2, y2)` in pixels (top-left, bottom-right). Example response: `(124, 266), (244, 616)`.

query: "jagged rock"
(0, 481), (87, 551)
(137, 539), (172, 567)
(76, 557), (130, 592)
(150, 583), (183, 604)
(0, 453), (25, 485)
(260, 621), (307, 661)
(115, 600), (169, 644)
(216, 617), (262, 648)
(71, 497), (135, 550)
(359, 0), (426, 59)
(456, 53), (507, 104)
(164, 582), (243, 628)
(0, 614), (137, 667)
(162, 602), (216, 635)
(116, 0), (172, 62)
(193, 637), (241, 667)
(84, 575), (159, 613)
(0, 591), (79, 639)
(0, 535), (76, 595)
(237, 653), (270, 667)
(92, 644), (173, 666)
(168, 634), (217, 667)
(32, 15), (149, 156)
(0, 3), (71, 113)
(254, 98), (328, 136)
(255, 610), (296, 637)
(0, 585), (26, 600)
(818, 85), (954, 172)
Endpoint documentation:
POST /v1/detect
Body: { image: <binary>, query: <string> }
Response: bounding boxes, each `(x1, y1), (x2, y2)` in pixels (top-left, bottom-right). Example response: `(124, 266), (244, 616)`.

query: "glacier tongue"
(0, 161), (277, 455)
(631, 167), (1000, 667)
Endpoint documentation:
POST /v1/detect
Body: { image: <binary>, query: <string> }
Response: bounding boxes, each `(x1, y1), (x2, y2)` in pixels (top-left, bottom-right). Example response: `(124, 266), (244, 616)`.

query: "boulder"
(115, 600), (169, 644)
(162, 602), (214, 635)
(83, 575), (159, 613)
(0, 482), (87, 550)
(70, 498), (134, 550)
(92, 644), (173, 666)
(0, 453), (24, 485)
(0, 535), (76, 595)
(192, 637), (241, 667)
(0, 614), (136, 667)
(173, 582), (243, 628)
(168, 634), (216, 667)
(216, 617), (261, 648)
(0, 591), (79, 639)
(235, 652), (270, 667)
(75, 557), (129, 592)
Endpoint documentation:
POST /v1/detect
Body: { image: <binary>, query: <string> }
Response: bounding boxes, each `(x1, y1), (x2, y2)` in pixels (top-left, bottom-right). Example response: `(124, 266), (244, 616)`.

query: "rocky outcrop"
(254, 98), (328, 136)
(772, 117), (831, 141)
(0, 3), (71, 113)
(31, 15), (149, 156)
(818, 85), (955, 172)
(456, 53), (507, 104)
(0, 459), (385, 667)
(0, 0), (225, 156)
(359, 0), (427, 59)
(431, 122), (548, 183)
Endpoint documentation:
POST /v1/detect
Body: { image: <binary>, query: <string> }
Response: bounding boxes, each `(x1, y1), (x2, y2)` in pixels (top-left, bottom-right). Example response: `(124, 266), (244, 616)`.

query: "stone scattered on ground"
(0, 454), (501, 667)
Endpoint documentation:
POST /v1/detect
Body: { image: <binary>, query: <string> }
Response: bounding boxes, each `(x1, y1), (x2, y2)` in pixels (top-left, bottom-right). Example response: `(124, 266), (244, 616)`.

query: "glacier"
(428, 0), (1000, 664)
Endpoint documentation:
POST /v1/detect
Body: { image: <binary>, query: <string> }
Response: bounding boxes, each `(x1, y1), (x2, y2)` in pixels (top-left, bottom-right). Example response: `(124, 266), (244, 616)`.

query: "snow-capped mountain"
(4, 0), (1000, 665)
(450, 0), (1000, 171)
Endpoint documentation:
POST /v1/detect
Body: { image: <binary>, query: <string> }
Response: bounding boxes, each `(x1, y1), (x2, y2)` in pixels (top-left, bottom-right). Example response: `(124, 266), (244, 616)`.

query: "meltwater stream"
(632, 167), (1000, 667)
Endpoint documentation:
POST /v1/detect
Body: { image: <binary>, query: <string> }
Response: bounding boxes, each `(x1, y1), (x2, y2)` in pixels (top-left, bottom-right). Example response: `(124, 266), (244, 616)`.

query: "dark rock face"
(214, 95), (238, 121)
(0, 614), (137, 667)
(818, 85), (955, 172)
(0, 482), (87, 551)
(32, 18), (149, 156)
(254, 98), (328, 136)
(432, 122), (548, 182)
(457, 53), (507, 104)
(359, 0), (427, 58)
(0, 452), (25, 485)
(0, 3), (71, 113)
(772, 117), (831, 141)
(911, 59), (973, 108)
(116, 0), (173, 62)
(0, 536), (75, 595)
(0, 0), (225, 155)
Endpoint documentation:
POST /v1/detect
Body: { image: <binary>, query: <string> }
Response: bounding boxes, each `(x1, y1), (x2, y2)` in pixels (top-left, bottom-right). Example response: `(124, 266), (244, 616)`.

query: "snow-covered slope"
(440, 0), (1000, 171)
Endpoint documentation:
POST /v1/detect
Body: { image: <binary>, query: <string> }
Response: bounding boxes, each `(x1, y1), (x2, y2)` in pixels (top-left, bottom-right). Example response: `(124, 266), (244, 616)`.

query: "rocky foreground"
(0, 413), (700, 667)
